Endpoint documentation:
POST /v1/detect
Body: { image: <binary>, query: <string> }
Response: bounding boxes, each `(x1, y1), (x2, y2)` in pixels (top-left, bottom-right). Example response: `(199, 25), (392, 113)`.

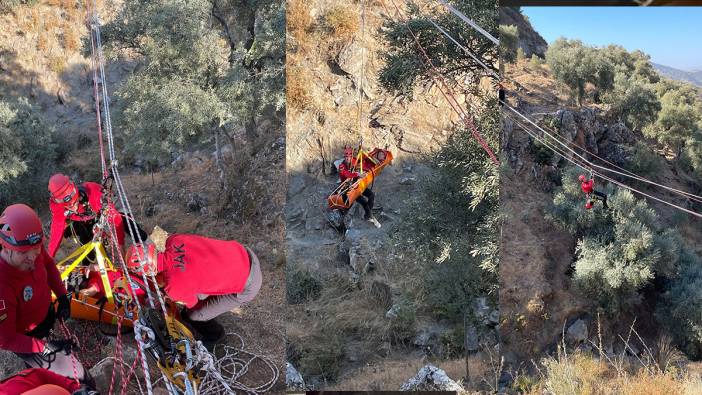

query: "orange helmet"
(48, 174), (78, 206)
(578, 175), (587, 182)
(126, 243), (157, 274)
(0, 204), (43, 252)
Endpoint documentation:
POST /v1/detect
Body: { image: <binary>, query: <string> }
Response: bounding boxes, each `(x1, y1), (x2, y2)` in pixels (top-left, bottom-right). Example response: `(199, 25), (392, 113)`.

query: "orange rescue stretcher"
(52, 268), (146, 328)
(51, 239), (153, 329)
(328, 147), (393, 210)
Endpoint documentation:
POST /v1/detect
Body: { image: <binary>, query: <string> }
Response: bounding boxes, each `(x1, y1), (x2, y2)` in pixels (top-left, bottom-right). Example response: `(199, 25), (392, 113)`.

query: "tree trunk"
(214, 128), (227, 190)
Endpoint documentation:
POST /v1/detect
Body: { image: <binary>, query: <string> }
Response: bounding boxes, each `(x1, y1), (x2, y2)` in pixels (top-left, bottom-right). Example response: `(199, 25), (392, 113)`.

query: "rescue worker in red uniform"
(0, 204), (87, 382)
(338, 146), (381, 228)
(0, 368), (96, 395)
(47, 173), (147, 258)
(125, 234), (262, 350)
(579, 174), (609, 209)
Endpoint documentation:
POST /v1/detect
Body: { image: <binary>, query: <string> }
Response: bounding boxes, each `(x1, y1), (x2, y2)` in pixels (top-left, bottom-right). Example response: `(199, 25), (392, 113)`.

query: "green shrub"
(602, 72), (660, 130)
(656, 248), (702, 359)
(297, 331), (344, 381)
(388, 295), (417, 345)
(548, 167), (687, 312)
(286, 266), (322, 304)
(627, 142), (664, 177)
(0, 99), (58, 208)
(499, 24), (519, 64)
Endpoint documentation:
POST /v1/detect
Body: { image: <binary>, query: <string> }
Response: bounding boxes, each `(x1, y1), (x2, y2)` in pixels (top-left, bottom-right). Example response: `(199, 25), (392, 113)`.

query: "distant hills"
(653, 63), (702, 87)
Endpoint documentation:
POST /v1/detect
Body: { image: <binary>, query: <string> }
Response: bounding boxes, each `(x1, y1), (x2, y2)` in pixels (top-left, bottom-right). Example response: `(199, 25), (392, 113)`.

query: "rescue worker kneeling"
(125, 234), (262, 350)
(0, 204), (87, 383)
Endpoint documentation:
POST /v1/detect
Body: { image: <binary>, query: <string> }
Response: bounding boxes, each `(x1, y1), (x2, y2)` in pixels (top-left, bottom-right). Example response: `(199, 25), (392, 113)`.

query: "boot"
(180, 312), (225, 347)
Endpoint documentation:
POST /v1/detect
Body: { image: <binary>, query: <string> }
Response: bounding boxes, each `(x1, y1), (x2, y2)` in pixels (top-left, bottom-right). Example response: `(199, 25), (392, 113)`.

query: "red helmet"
(48, 174), (78, 206)
(343, 146), (353, 157)
(578, 175), (587, 182)
(0, 204), (44, 252)
(585, 201), (593, 209)
(126, 243), (157, 274)
(21, 384), (71, 395)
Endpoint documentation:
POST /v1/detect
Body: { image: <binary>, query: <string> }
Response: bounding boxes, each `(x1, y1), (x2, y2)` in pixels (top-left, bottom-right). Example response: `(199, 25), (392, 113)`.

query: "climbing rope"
(382, 0), (499, 165)
(357, 0), (367, 140)
(504, 108), (702, 218)
(417, 1), (702, 216)
(197, 334), (280, 395)
(435, 0), (498, 45)
(84, 1), (281, 393)
(431, 0), (702, 206)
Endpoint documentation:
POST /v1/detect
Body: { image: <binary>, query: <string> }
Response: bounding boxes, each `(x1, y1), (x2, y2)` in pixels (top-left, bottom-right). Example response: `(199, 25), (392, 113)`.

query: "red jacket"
(581, 179), (594, 194)
(0, 248), (67, 353)
(0, 368), (80, 394)
(338, 159), (359, 182)
(48, 182), (125, 257)
(157, 234), (251, 308)
(0, 368), (81, 394)
(86, 269), (148, 302)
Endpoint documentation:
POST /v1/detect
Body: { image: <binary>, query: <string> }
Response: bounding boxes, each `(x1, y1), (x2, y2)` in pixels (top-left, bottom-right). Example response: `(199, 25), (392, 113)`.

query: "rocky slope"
(499, 7), (547, 58)
(285, 0), (493, 390)
(500, 57), (702, 371)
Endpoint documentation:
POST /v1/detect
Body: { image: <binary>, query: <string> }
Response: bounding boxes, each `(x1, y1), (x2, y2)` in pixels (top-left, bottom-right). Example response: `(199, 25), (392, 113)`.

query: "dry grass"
(287, 0), (312, 50)
(48, 53), (66, 73)
(533, 351), (701, 395)
(321, 6), (358, 44)
(287, 66), (313, 110)
(62, 19), (81, 52)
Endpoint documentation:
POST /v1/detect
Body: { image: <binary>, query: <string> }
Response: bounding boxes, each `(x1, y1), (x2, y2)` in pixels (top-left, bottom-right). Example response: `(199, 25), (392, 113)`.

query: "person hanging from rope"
(47, 173), (147, 259)
(579, 174), (609, 210)
(0, 204), (88, 383)
(0, 368), (97, 395)
(338, 146), (382, 228)
(125, 234), (263, 351)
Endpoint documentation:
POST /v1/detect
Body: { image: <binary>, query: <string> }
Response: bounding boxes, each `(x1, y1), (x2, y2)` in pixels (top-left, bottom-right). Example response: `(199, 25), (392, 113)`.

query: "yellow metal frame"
(57, 241), (116, 303)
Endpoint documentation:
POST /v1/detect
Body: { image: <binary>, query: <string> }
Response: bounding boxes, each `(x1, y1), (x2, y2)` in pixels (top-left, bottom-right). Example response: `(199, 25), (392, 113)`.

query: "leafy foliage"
(499, 24), (519, 64)
(286, 265), (322, 304)
(602, 71), (660, 131)
(545, 132), (702, 359)
(379, 0), (498, 95)
(100, 0), (284, 165)
(657, 249), (702, 360)
(546, 38), (614, 105)
(396, 96), (500, 335)
(0, 99), (57, 207)
(548, 168), (687, 312)
(644, 79), (702, 160)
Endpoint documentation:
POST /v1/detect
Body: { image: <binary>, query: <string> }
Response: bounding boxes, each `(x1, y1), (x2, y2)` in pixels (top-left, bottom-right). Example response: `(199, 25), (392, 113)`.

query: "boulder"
(566, 319), (588, 344)
(186, 193), (207, 213)
(286, 362), (305, 390)
(400, 364), (464, 391)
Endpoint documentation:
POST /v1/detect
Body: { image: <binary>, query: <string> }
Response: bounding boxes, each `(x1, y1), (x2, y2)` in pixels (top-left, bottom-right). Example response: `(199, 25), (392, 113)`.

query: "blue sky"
(521, 7), (702, 71)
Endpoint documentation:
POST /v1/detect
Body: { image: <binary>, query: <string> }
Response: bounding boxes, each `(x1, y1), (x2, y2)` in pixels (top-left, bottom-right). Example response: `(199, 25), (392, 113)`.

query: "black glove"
(42, 338), (75, 357)
(57, 293), (71, 321)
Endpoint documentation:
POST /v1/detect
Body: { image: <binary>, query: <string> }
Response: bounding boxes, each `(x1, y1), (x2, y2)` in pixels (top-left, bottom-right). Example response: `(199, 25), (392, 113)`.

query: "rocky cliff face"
(499, 7), (548, 58)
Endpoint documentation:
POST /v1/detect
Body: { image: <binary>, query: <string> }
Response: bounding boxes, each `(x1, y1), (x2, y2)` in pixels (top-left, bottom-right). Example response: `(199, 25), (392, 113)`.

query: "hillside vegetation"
(499, 8), (702, 393)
